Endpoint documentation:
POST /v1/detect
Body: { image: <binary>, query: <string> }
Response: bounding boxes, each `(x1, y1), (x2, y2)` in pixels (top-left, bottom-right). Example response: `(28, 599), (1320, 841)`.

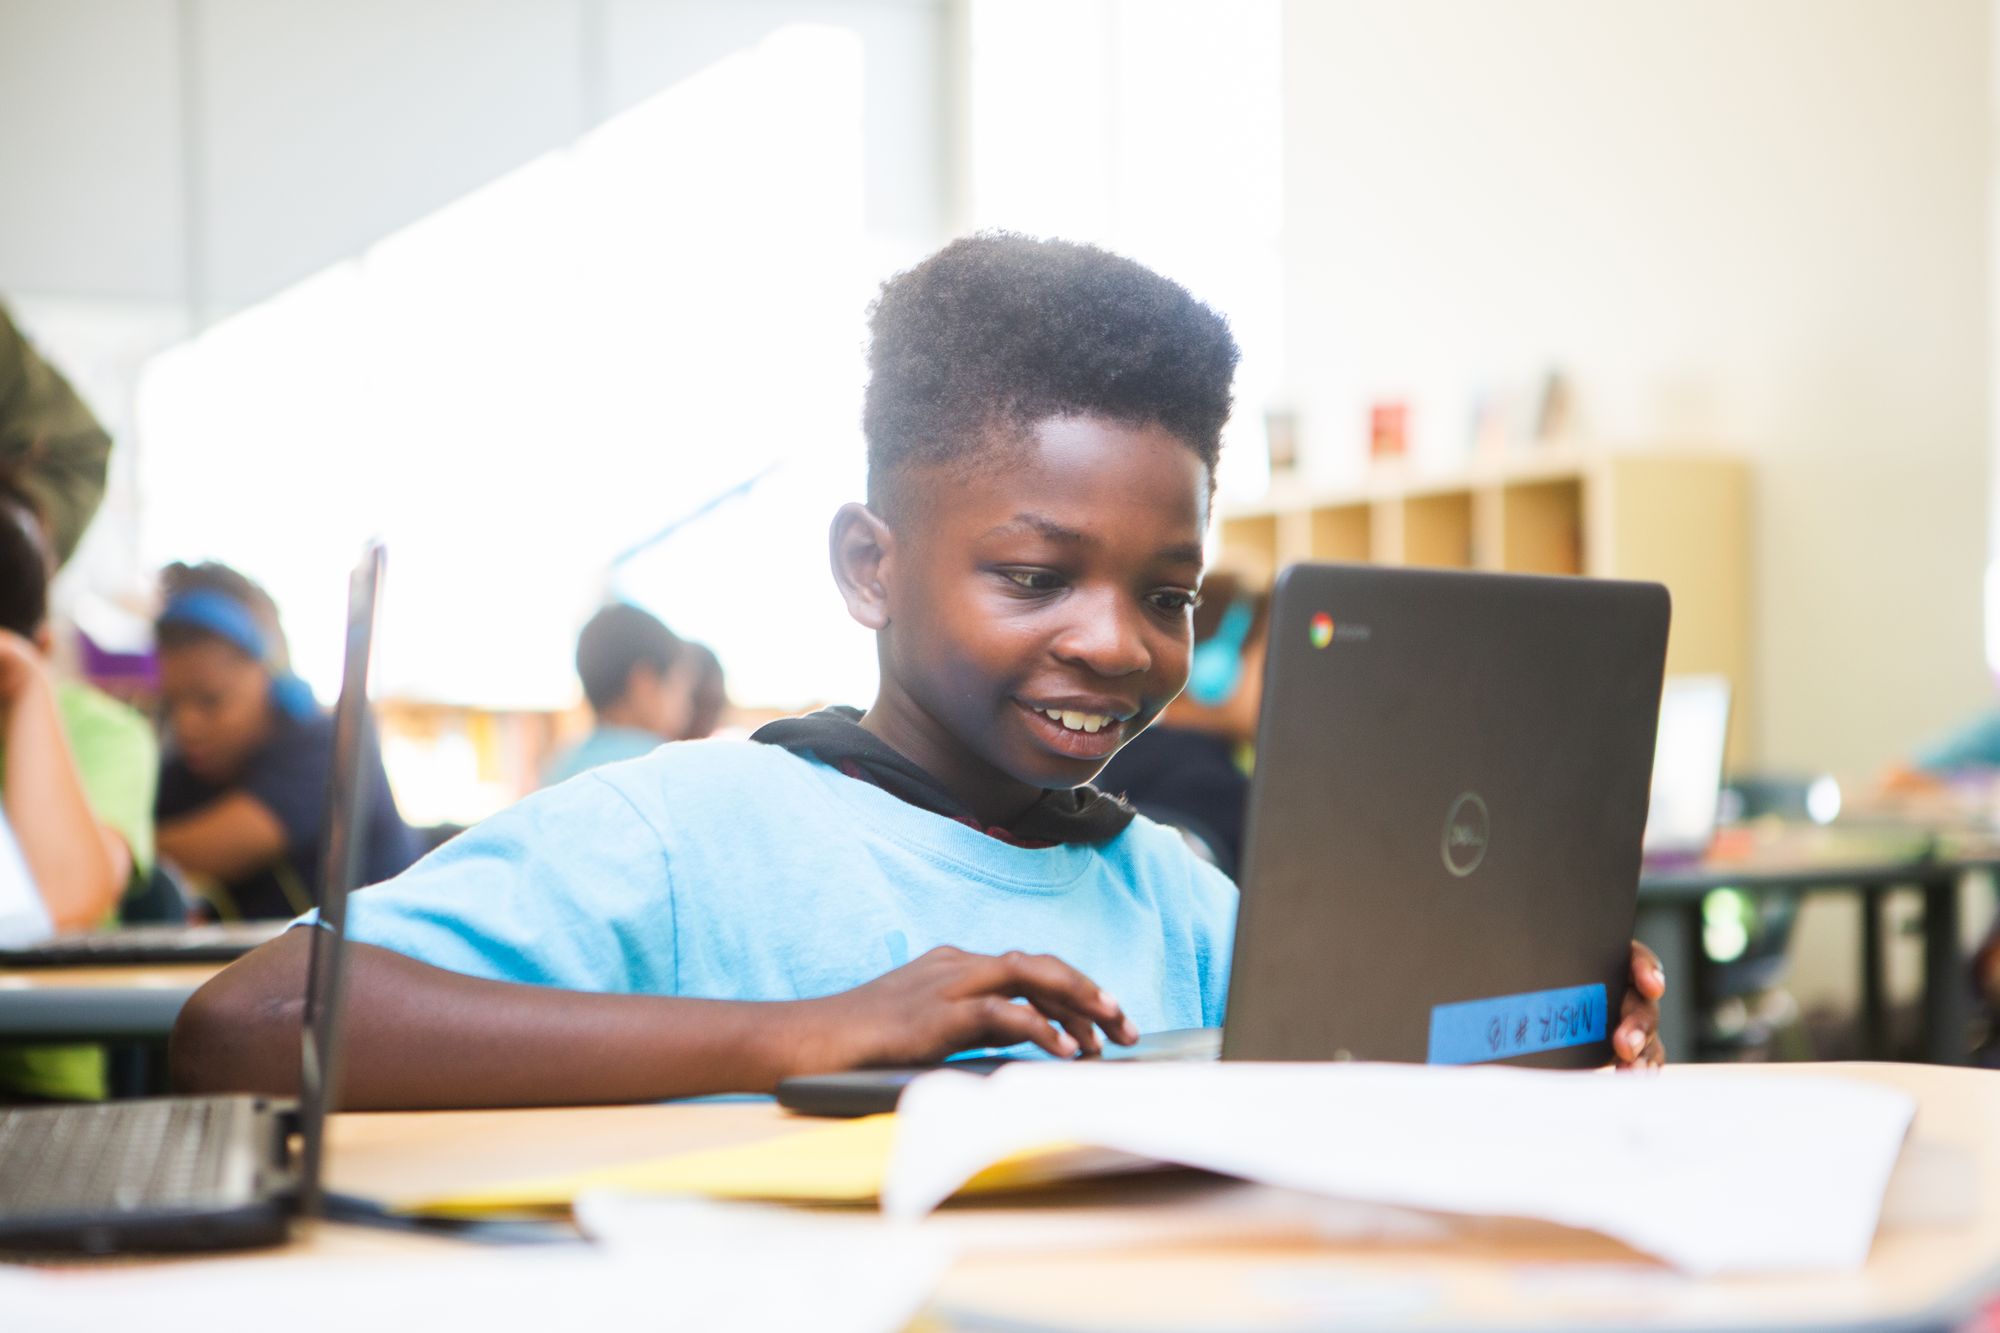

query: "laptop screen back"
(296, 542), (384, 1219)
(1642, 674), (1731, 861)
(1224, 563), (1669, 1069)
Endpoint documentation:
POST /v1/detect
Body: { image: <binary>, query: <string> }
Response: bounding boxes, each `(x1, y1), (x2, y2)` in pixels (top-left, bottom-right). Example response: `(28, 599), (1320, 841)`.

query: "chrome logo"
(1309, 612), (1334, 649)
(1441, 792), (1490, 877)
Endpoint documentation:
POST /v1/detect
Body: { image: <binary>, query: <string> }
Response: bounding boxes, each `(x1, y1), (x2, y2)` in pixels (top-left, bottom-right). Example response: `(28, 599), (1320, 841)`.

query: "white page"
(883, 1063), (1916, 1276)
(0, 1198), (950, 1333)
(0, 805), (53, 946)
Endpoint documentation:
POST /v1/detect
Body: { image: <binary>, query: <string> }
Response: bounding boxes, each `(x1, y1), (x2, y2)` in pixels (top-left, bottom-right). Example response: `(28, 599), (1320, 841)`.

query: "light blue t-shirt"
(339, 740), (1237, 1036)
(540, 724), (664, 787)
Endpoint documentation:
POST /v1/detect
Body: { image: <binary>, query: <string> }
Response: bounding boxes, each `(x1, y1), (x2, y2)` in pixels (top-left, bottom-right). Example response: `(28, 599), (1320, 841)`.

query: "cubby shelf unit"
(1216, 449), (1752, 763)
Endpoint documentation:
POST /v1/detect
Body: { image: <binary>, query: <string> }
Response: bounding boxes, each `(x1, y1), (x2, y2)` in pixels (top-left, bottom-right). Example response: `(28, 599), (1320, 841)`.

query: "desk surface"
(0, 962), (223, 991)
(281, 1061), (2000, 1331)
(0, 962), (220, 1041)
(1640, 823), (1957, 898)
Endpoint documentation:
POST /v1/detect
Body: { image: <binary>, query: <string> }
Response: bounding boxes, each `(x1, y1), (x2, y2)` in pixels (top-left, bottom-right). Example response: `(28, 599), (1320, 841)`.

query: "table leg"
(1862, 888), (1887, 1058)
(1636, 899), (1700, 1062)
(1922, 871), (1968, 1065)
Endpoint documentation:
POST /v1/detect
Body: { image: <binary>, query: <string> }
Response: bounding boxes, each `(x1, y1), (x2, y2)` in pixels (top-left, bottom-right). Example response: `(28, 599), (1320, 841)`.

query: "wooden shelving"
(1216, 448), (1753, 762)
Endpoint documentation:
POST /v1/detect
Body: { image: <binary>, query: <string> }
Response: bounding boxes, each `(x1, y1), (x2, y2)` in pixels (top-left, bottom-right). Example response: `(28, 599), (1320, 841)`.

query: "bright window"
(137, 23), (923, 715)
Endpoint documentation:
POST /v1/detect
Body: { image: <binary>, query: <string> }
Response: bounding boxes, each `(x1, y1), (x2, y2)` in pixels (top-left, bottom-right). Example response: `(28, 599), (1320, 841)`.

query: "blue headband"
(160, 589), (268, 660)
(1186, 598), (1257, 707)
(159, 590), (318, 720)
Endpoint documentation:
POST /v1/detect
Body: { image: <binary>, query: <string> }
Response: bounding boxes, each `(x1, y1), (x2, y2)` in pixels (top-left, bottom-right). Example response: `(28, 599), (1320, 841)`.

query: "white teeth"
(1043, 708), (1111, 733)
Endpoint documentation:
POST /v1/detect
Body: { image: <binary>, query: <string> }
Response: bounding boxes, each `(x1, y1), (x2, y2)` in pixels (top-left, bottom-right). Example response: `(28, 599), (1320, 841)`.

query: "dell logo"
(1441, 792), (1490, 877)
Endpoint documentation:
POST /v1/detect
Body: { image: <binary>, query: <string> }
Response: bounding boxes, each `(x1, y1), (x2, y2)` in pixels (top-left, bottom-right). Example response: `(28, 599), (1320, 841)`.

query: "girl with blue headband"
(153, 561), (418, 919)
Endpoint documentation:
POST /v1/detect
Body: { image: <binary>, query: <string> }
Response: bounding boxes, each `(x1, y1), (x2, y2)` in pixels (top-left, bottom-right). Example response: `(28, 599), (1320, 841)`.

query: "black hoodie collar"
(750, 706), (1135, 845)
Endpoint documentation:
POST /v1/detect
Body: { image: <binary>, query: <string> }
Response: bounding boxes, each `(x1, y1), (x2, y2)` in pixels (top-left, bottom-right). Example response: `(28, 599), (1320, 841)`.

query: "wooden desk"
(1637, 826), (1975, 1064)
(15, 1062), (1998, 1330)
(305, 1062), (2000, 1329)
(0, 962), (221, 1042)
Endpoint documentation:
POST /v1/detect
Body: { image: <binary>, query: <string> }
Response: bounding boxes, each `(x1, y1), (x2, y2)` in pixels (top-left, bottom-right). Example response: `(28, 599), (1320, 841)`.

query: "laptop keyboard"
(0, 1097), (262, 1219)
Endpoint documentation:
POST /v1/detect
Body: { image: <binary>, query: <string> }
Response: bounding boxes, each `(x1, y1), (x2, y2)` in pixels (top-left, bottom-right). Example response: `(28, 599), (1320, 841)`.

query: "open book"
(415, 1062), (1913, 1277)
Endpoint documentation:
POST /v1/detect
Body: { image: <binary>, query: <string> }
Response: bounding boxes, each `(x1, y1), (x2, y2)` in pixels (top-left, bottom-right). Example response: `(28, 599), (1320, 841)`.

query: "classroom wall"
(1279, 0), (1994, 783)
(0, 0), (947, 325)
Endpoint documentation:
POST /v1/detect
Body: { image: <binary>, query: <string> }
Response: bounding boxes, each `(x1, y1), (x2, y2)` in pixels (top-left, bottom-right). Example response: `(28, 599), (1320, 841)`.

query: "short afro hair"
(863, 233), (1239, 509)
(575, 603), (683, 713)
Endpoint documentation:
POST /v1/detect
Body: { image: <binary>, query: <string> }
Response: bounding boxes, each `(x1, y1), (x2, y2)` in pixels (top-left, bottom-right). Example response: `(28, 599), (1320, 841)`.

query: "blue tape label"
(1427, 983), (1607, 1065)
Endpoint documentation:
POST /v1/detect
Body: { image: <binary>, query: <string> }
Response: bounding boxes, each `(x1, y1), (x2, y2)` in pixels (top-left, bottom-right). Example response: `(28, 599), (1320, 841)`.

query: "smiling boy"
(173, 235), (1663, 1108)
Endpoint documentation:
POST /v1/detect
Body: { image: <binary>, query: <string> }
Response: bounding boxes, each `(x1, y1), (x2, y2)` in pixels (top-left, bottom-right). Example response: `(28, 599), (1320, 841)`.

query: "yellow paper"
(405, 1113), (1127, 1218)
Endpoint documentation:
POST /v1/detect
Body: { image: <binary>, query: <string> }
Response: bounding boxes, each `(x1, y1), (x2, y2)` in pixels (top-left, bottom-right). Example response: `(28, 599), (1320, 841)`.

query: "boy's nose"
(1050, 591), (1152, 678)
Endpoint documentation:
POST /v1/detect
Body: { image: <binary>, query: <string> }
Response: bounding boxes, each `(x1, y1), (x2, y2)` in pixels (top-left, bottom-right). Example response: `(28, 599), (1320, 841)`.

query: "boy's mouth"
(1014, 698), (1134, 761)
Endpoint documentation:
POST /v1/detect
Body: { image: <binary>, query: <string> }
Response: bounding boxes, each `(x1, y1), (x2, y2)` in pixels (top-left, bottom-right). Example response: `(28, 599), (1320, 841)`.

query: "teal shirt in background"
(540, 724), (664, 787)
(330, 741), (1237, 1039)
(1914, 710), (2000, 773)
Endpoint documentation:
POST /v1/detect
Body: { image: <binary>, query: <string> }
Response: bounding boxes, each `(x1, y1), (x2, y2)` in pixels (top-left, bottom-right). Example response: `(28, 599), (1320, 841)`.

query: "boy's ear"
(829, 502), (895, 631)
(31, 625), (53, 657)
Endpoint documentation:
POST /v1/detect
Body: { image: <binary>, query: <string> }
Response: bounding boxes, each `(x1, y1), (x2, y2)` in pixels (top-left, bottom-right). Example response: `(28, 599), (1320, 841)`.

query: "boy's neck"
(858, 688), (1045, 830)
(595, 700), (657, 736)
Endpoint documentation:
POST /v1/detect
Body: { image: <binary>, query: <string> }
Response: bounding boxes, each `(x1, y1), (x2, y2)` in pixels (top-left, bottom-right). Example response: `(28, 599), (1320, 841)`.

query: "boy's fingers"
(979, 951), (1137, 1044)
(1629, 940), (1667, 998)
(966, 995), (1077, 1059)
(1053, 1009), (1104, 1056)
(1619, 986), (1658, 1029)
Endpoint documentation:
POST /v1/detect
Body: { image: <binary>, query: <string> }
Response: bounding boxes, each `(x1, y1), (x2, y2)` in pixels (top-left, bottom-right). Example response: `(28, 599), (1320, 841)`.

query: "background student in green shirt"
(0, 463), (157, 1099)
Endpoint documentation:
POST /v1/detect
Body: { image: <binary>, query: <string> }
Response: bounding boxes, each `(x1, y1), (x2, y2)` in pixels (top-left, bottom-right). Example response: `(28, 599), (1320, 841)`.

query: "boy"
(542, 602), (695, 786)
(173, 236), (1664, 1108)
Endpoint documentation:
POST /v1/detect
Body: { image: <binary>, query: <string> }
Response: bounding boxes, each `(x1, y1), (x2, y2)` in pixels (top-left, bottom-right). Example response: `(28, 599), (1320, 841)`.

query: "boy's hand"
(787, 945), (1139, 1074)
(1613, 940), (1667, 1068)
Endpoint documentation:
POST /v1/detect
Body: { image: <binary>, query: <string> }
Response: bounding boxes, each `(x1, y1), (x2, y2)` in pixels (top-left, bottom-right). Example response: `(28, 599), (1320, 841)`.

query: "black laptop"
(0, 542), (385, 1252)
(777, 562), (1669, 1116)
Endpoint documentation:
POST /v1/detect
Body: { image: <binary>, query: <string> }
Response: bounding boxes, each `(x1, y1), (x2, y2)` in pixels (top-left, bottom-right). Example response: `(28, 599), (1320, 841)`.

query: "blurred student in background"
(1093, 572), (1268, 880)
(0, 464), (153, 929)
(543, 602), (696, 784)
(1882, 710), (2000, 793)
(153, 561), (417, 919)
(0, 465), (155, 1100)
(682, 641), (730, 740)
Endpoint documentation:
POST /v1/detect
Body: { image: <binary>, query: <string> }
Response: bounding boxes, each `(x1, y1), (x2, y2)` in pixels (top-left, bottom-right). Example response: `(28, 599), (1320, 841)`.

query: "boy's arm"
(0, 633), (123, 928)
(171, 929), (1136, 1109)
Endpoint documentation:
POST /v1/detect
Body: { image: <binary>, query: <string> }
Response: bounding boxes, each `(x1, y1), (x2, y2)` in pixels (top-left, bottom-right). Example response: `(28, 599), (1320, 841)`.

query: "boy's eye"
(1001, 569), (1065, 593)
(1149, 588), (1200, 614)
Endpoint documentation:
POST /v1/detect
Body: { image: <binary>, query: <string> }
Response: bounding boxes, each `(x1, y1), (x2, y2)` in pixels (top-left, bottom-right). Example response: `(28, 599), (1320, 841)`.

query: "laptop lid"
(1222, 563), (1669, 1069)
(295, 541), (385, 1219)
(1641, 674), (1732, 861)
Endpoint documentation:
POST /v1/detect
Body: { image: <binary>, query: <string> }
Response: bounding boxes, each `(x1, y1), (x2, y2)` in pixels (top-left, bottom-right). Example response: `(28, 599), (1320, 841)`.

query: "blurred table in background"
(1638, 821), (1996, 1065)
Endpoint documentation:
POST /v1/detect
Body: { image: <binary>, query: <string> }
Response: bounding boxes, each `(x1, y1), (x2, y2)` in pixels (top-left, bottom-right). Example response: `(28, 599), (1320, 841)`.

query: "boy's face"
(873, 415), (1208, 797)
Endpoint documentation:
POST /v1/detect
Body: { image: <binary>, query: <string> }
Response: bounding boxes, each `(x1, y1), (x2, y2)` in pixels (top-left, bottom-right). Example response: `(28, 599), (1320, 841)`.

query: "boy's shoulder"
(578, 737), (826, 816)
(1106, 808), (1239, 886)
